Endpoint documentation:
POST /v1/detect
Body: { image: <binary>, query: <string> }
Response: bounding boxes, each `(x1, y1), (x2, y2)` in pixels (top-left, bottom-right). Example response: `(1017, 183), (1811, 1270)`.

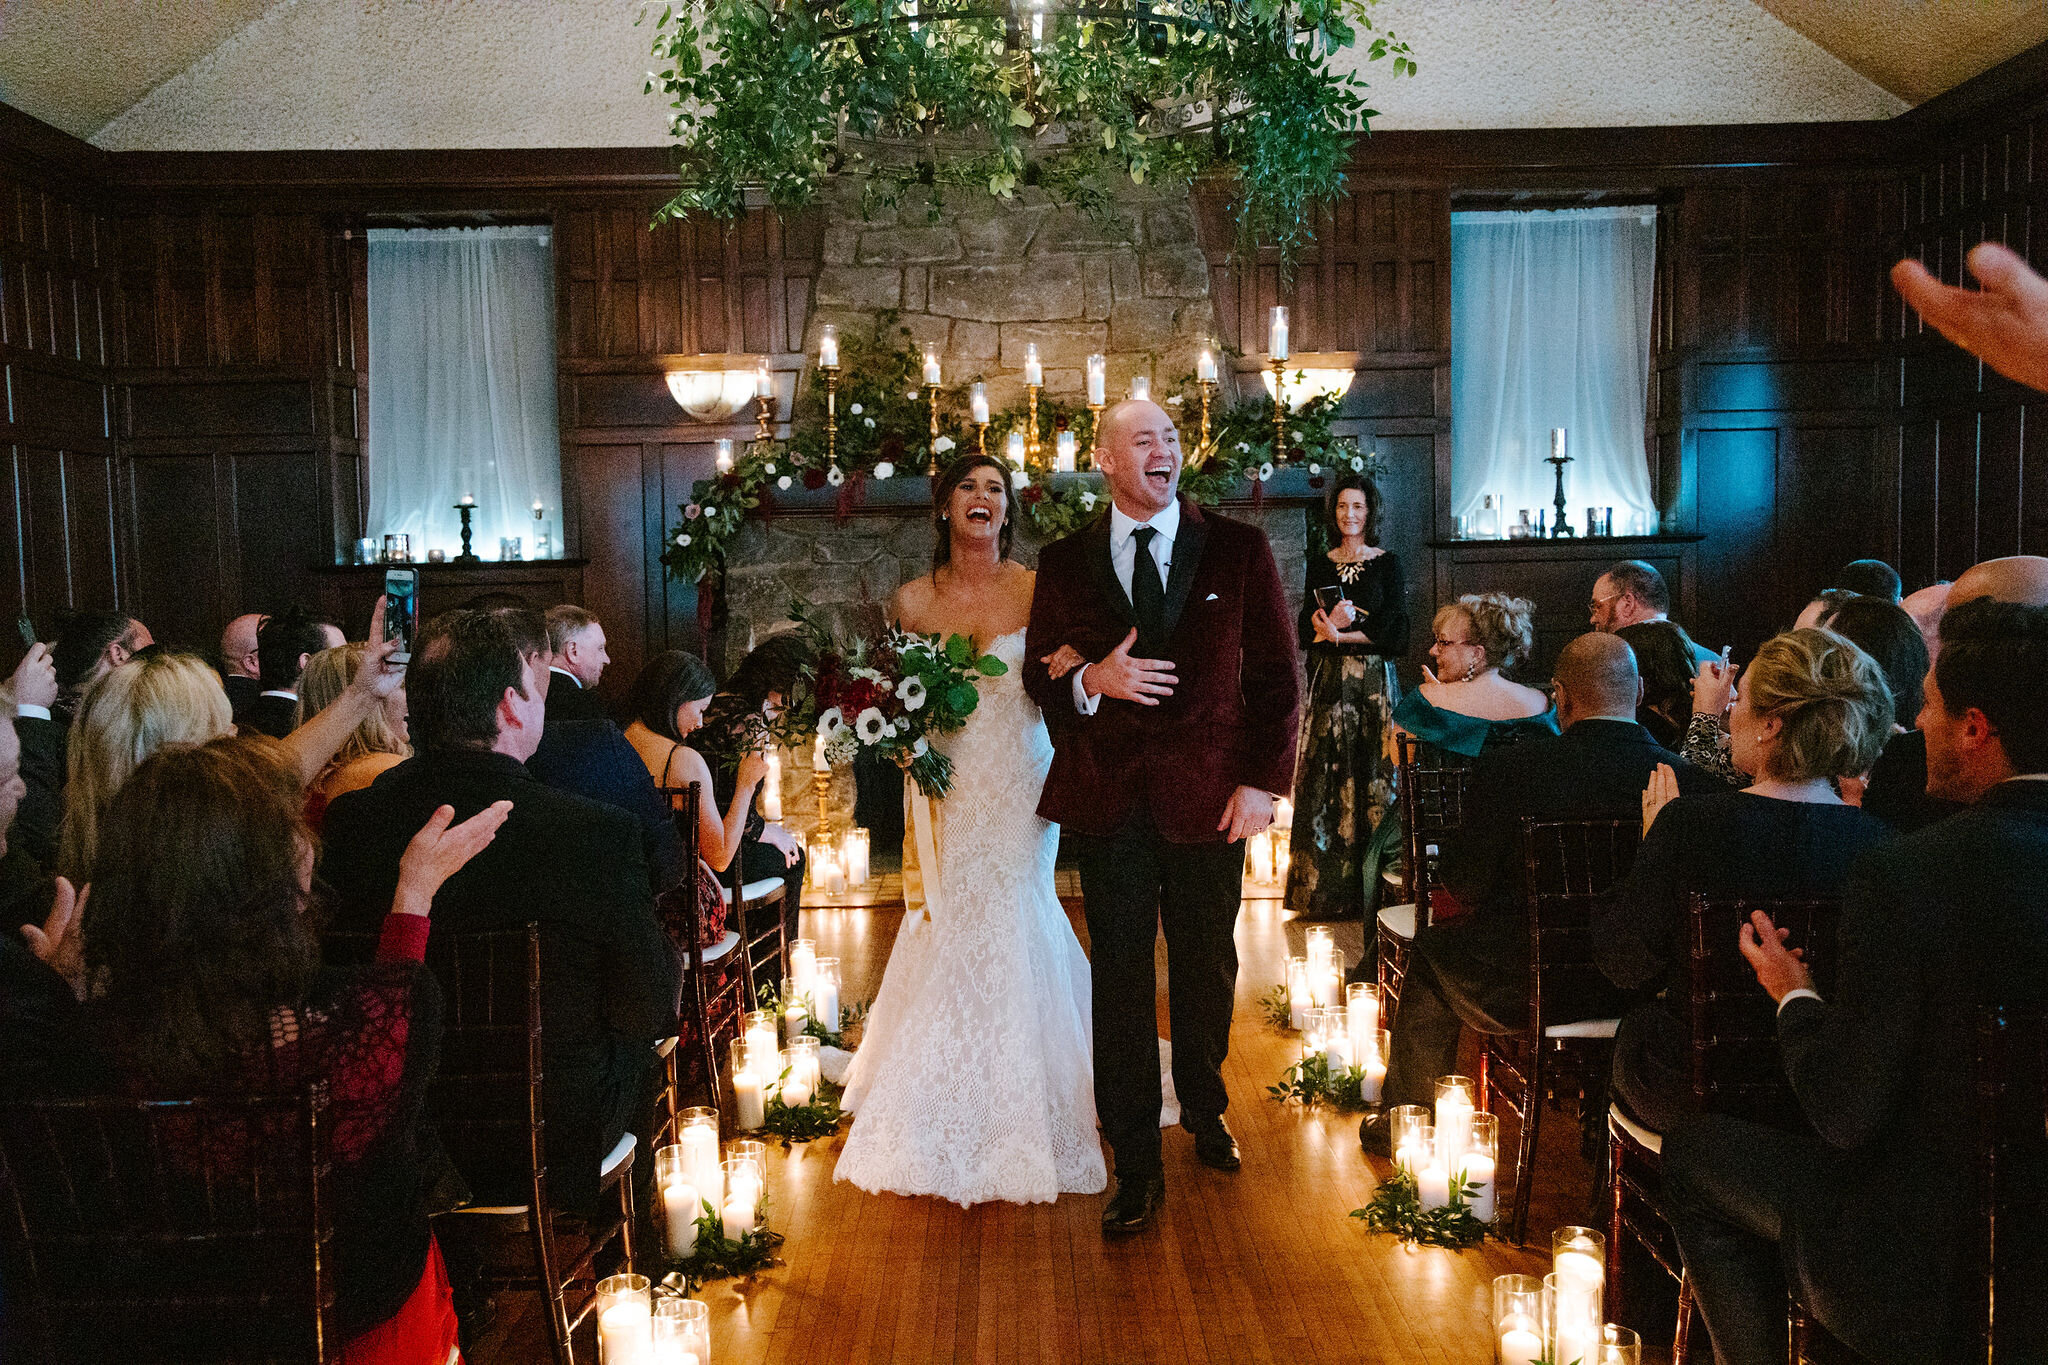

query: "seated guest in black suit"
(243, 607), (339, 740)
(1590, 560), (1718, 665)
(692, 632), (813, 932)
(490, 607), (683, 891)
(543, 605), (610, 725)
(8, 641), (63, 868)
(1862, 554), (2048, 833)
(1595, 628), (1894, 1132)
(1664, 597), (2048, 1365)
(321, 609), (680, 1213)
(1361, 632), (1703, 1152)
(219, 611), (266, 724)
(50, 609), (150, 724)
(1833, 556), (1902, 603)
(0, 712), (79, 1095)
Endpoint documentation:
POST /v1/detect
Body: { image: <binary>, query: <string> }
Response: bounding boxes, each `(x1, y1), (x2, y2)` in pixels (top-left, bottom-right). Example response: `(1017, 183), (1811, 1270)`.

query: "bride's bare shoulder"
(892, 574), (937, 630)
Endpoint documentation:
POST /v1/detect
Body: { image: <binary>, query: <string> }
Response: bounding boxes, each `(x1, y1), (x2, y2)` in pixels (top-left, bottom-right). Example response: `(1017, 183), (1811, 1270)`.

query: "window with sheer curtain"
(366, 226), (562, 558)
(1449, 206), (1658, 535)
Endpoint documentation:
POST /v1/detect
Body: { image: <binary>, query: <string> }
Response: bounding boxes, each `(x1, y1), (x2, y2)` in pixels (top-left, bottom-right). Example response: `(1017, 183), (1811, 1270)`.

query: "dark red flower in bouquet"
(1020, 484), (1046, 507)
(1288, 445), (1306, 462)
(802, 469), (828, 490)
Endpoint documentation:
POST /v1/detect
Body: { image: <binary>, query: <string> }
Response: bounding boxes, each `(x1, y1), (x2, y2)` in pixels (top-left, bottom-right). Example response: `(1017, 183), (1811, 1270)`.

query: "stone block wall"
(807, 179), (1232, 413)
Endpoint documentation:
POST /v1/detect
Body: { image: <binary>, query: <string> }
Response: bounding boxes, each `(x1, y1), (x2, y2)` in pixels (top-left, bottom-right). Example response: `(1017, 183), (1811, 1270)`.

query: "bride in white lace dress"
(835, 455), (1108, 1205)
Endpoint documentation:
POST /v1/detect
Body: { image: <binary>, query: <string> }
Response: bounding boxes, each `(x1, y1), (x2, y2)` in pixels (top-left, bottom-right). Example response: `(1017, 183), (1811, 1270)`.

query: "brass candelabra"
(812, 767), (835, 848)
(925, 381), (942, 472)
(1085, 401), (1104, 472)
(1025, 383), (1042, 465)
(1268, 357), (1290, 464)
(755, 376), (775, 444)
(1197, 377), (1217, 466)
(822, 362), (841, 466)
(975, 419), (989, 456)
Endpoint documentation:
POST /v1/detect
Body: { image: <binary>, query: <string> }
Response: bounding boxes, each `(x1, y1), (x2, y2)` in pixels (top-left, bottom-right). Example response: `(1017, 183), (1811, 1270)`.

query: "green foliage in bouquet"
(1351, 1167), (1490, 1250)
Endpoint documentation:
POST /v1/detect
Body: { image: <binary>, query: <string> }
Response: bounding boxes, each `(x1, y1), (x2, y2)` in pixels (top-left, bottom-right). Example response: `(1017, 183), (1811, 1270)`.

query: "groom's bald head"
(1094, 399), (1184, 520)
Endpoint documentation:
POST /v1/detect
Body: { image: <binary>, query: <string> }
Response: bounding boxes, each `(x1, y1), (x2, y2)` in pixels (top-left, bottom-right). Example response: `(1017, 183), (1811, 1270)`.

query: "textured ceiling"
(0, 0), (2031, 151)
(0, 0), (278, 139)
(1755, 0), (2048, 104)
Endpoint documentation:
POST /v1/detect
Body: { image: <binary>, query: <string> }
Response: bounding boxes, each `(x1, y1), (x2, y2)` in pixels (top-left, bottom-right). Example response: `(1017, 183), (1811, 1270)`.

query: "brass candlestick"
(812, 767), (835, 848)
(1026, 382), (1043, 464)
(1085, 401), (1104, 472)
(925, 381), (942, 472)
(1268, 357), (1289, 464)
(976, 420), (989, 456)
(1197, 377), (1216, 465)
(823, 363), (842, 466)
(754, 376), (775, 444)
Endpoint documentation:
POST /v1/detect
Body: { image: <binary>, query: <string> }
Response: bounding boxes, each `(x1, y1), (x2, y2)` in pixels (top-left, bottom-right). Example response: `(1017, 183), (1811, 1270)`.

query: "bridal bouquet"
(787, 603), (1008, 801)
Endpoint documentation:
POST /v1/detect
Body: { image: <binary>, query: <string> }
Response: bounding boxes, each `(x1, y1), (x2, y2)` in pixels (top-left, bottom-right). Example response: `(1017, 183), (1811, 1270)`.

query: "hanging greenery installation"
(642, 0), (1413, 271)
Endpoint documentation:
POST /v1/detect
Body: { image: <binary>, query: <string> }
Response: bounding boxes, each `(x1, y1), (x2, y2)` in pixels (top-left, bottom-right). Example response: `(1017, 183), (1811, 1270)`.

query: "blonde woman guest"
(1391, 593), (1558, 757)
(296, 643), (412, 830)
(1595, 627), (1895, 1131)
(56, 601), (406, 881)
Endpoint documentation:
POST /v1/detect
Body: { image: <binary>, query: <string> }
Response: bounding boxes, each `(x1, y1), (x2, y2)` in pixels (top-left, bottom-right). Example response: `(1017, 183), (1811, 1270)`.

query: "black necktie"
(1130, 526), (1167, 646)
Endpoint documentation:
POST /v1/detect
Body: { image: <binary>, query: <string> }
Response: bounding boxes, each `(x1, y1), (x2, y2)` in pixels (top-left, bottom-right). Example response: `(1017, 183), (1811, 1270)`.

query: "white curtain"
(367, 226), (562, 558)
(1450, 207), (1658, 533)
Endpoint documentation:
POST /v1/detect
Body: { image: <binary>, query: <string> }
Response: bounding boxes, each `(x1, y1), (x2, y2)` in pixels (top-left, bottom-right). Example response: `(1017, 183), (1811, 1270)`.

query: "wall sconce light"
(665, 354), (762, 422)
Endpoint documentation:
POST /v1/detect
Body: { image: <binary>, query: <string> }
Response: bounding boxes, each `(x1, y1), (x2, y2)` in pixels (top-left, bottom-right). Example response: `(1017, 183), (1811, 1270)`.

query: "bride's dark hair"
(931, 452), (1018, 578)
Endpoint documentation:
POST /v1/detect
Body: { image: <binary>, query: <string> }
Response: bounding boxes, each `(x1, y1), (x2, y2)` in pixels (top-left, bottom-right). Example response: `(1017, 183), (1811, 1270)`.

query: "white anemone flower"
(827, 465), (846, 486)
(817, 707), (849, 742)
(1350, 455), (1365, 471)
(763, 461), (776, 474)
(849, 403), (863, 415)
(934, 436), (956, 454)
(1258, 462), (1275, 481)
(874, 461), (895, 479)
(777, 475), (792, 490)
(855, 707), (889, 745)
(897, 675), (927, 710)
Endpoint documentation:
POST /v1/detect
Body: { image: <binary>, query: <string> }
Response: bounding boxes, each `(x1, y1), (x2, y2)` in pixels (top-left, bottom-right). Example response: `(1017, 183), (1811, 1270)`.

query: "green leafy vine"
(1351, 1168), (1490, 1250)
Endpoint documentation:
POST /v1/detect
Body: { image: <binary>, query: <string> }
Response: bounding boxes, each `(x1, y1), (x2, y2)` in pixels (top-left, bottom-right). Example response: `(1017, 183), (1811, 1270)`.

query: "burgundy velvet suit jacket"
(1023, 498), (1301, 843)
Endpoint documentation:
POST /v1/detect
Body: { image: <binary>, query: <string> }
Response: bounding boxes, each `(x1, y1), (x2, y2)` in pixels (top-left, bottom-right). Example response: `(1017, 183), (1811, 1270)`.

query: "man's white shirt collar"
(549, 665), (583, 689)
(1109, 499), (1180, 550)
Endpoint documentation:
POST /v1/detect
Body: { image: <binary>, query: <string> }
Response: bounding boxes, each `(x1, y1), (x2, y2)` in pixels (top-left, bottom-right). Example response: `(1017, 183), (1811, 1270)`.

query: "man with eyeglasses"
(1588, 559), (1717, 666)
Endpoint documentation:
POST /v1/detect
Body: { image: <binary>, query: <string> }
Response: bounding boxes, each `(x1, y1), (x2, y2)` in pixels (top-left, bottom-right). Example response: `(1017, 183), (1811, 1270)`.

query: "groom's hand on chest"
(1083, 627), (1178, 705)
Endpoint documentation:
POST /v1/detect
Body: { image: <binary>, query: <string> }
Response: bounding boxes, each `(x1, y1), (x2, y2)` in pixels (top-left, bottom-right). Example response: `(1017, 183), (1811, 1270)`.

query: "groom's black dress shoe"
(1101, 1172), (1167, 1235)
(1358, 1109), (1392, 1158)
(1183, 1117), (1241, 1172)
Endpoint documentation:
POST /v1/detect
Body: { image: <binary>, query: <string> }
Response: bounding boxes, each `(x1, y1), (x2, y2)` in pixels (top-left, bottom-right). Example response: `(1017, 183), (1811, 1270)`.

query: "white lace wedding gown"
(836, 631), (1109, 1205)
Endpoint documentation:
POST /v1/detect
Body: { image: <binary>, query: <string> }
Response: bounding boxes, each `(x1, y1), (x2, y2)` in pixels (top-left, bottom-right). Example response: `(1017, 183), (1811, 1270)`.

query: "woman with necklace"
(1287, 475), (1409, 921)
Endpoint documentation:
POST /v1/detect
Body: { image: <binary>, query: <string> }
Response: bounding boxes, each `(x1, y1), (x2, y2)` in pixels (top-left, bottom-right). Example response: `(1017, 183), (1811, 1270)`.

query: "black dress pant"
(1381, 917), (1526, 1111)
(1662, 1113), (1830, 1365)
(1072, 810), (1245, 1179)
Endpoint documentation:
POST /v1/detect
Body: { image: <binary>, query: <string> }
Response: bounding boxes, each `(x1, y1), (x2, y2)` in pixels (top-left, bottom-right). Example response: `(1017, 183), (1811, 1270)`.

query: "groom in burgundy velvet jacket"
(1024, 398), (1300, 1234)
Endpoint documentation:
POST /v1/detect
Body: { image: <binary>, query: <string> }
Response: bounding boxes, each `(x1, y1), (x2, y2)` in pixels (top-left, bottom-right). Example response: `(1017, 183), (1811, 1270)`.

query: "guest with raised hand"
(74, 738), (508, 1364)
(1892, 240), (2048, 393)
(1289, 474), (1408, 922)
(1663, 596), (2048, 1365)
(1390, 592), (1555, 757)
(690, 632), (815, 931)
(1614, 619), (1705, 750)
(1596, 628), (1894, 1133)
(7, 640), (63, 868)
(296, 642), (413, 831)
(1680, 649), (1742, 784)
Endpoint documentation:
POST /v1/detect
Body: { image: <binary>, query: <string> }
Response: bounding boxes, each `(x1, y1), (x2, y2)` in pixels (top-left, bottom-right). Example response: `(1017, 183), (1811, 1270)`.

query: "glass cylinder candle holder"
(1552, 1225), (1607, 1295)
(1345, 981), (1380, 1047)
(782, 1036), (822, 1107)
(676, 1107), (722, 1209)
(1285, 956), (1311, 1030)
(743, 1010), (779, 1066)
(1435, 1074), (1477, 1164)
(1310, 1006), (1349, 1073)
(720, 1155), (763, 1240)
(1389, 1105), (1431, 1175)
(1546, 1272), (1602, 1365)
(1414, 1127), (1454, 1208)
(1492, 1274), (1545, 1365)
(841, 828), (871, 887)
(1595, 1324), (1641, 1365)
(1463, 1112), (1499, 1222)
(780, 976), (808, 1041)
(653, 1297), (711, 1365)
(654, 1144), (703, 1260)
(1360, 1028), (1389, 1103)
(1305, 925), (1335, 971)
(789, 938), (818, 993)
(730, 1038), (766, 1130)
(812, 957), (842, 1033)
(595, 1272), (652, 1364)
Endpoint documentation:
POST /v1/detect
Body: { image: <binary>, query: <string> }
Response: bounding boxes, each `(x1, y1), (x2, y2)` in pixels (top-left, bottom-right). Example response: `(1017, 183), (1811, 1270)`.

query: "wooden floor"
(478, 890), (1617, 1364)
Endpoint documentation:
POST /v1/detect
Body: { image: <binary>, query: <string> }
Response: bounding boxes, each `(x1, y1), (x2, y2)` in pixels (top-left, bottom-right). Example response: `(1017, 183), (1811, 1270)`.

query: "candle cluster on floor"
(804, 827), (871, 896)
(1386, 1076), (1496, 1221)
(594, 1271), (712, 1365)
(1270, 929), (1388, 1108)
(1491, 1228), (1641, 1365)
(1245, 798), (1294, 888)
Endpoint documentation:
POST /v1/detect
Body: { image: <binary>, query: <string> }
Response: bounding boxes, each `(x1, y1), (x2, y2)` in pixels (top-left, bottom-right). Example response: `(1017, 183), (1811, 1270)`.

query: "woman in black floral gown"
(1286, 474), (1408, 921)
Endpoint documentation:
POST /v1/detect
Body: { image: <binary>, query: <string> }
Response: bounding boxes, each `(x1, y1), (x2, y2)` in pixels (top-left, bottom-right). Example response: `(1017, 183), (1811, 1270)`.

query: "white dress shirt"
(1072, 500), (1180, 715)
(549, 665), (583, 689)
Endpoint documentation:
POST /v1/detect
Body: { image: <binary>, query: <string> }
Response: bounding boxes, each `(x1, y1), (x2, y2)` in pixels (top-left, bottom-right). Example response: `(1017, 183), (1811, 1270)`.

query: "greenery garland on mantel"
(641, 0), (1413, 274)
(659, 314), (1380, 587)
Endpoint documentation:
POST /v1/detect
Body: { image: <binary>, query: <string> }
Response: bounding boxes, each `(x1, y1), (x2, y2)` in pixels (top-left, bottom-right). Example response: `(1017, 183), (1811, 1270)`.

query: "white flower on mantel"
(897, 676), (927, 710)
(1081, 490), (1097, 511)
(863, 416), (875, 428)
(674, 531), (691, 546)
(778, 475), (792, 490)
(850, 403), (864, 415)
(827, 465), (845, 486)
(764, 461), (776, 474)
(1291, 430), (1304, 441)
(1308, 463), (1321, 476)
(1166, 394), (1183, 406)
(874, 461), (895, 479)
(1011, 469), (1028, 489)
(934, 436), (956, 454)
(855, 707), (888, 744)
(1236, 442), (1250, 454)
(1258, 462), (1275, 481)
(1349, 455), (1364, 472)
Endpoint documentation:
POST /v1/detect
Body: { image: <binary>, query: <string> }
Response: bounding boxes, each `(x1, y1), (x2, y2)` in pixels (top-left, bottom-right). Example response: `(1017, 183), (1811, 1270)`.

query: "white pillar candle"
(1274, 835), (1292, 884)
(783, 1001), (807, 1043)
(662, 1179), (700, 1258)
(1463, 1155), (1496, 1222)
(813, 730), (831, 772)
(722, 1186), (758, 1241)
(1055, 430), (1076, 472)
(1198, 348), (1218, 383)
(745, 1014), (780, 1064)
(813, 972), (841, 1033)
(1285, 956), (1311, 1031)
(734, 1067), (766, 1130)
(1249, 833), (1275, 884)
(715, 438), (733, 473)
(969, 382), (990, 425)
(600, 1302), (652, 1365)
(780, 1064), (814, 1107)
(761, 748), (783, 821)
(922, 348), (942, 386)
(1555, 1246), (1605, 1290)
(1498, 1318), (1544, 1365)
(1269, 305), (1289, 361)
(1086, 353), (1106, 406)
(842, 829), (870, 887)
(1418, 1160), (1452, 1210)
(1322, 1031), (1348, 1076)
(757, 363), (774, 399)
(1394, 1134), (1426, 1177)
(1006, 428), (1027, 466)
(1361, 1051), (1387, 1103)
(790, 940), (818, 993)
(1550, 427), (1568, 459)
(1023, 343), (1043, 387)
(1437, 1096), (1473, 1166)
(1129, 375), (1151, 401)
(819, 324), (839, 369)
(679, 1126), (721, 1207)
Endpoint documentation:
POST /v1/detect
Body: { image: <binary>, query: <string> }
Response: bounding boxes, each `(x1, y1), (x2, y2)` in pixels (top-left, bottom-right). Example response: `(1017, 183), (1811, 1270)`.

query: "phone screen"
(383, 569), (419, 663)
(15, 615), (34, 650)
(1314, 585), (1344, 613)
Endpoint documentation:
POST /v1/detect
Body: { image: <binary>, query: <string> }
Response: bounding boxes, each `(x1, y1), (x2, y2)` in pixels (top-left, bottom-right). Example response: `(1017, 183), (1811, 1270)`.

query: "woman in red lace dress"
(74, 738), (509, 1364)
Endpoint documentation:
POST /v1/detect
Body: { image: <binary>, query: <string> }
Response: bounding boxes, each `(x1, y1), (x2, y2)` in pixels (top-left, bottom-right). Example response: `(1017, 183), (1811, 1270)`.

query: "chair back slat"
(1972, 1003), (2048, 1360)
(1396, 735), (1474, 919)
(423, 924), (547, 1214)
(1521, 817), (1639, 1029)
(0, 1086), (336, 1362)
(1683, 895), (1840, 1130)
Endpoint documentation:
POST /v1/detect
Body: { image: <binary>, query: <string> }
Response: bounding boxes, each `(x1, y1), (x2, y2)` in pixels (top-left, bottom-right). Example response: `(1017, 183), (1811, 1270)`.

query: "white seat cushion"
(720, 877), (787, 904)
(1545, 1017), (1620, 1040)
(1608, 1101), (1663, 1155)
(600, 1132), (637, 1180)
(1381, 867), (1403, 890)
(1377, 903), (1416, 939)
(653, 1035), (678, 1059)
(698, 929), (742, 964)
